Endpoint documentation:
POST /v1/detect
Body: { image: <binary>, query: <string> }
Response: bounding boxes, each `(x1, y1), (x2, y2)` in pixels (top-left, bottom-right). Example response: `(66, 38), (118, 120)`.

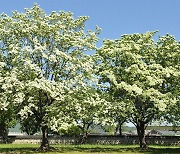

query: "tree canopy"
(0, 4), (100, 150)
(97, 32), (179, 148)
(0, 4), (179, 150)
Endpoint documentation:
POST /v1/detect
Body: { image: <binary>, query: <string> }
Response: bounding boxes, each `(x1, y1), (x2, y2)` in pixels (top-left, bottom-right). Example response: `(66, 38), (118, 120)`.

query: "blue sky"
(1, 0), (180, 47)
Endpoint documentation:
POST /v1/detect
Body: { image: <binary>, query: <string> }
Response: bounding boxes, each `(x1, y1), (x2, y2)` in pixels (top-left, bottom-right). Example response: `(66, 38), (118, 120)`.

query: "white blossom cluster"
(0, 5), (179, 137)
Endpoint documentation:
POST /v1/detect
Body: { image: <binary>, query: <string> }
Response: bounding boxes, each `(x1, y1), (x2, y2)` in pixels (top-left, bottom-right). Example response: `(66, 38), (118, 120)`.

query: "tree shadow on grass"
(145, 147), (180, 154)
(55, 146), (140, 153)
(0, 146), (180, 153)
(55, 146), (180, 154)
(0, 147), (37, 153)
(50, 146), (180, 153)
(0, 146), (56, 154)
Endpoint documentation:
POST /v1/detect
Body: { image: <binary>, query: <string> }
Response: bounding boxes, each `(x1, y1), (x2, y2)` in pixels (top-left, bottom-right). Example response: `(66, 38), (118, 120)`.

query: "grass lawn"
(0, 144), (180, 154)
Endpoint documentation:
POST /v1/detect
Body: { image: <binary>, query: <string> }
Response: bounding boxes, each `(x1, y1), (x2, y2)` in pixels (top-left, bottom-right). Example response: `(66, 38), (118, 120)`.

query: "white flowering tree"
(0, 4), (100, 150)
(108, 100), (131, 136)
(0, 36), (24, 142)
(51, 85), (109, 143)
(0, 64), (18, 143)
(49, 53), (111, 143)
(97, 32), (178, 149)
(0, 70), (23, 143)
(154, 34), (180, 127)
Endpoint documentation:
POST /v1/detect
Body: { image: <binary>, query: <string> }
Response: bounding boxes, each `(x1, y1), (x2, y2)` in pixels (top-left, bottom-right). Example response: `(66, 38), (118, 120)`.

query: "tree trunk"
(114, 126), (118, 135)
(114, 124), (123, 136)
(81, 131), (88, 144)
(40, 125), (49, 151)
(80, 122), (92, 144)
(2, 127), (8, 144)
(119, 123), (122, 136)
(2, 127), (9, 144)
(0, 123), (8, 143)
(136, 121), (147, 149)
(114, 120), (124, 136)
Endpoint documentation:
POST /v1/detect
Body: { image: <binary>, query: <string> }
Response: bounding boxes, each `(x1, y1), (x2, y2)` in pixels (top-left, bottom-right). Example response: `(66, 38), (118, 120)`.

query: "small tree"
(112, 105), (128, 136)
(51, 85), (109, 144)
(97, 32), (178, 149)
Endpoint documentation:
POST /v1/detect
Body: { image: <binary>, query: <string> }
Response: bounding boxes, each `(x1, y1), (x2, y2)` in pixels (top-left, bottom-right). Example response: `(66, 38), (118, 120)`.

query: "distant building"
(147, 129), (162, 136)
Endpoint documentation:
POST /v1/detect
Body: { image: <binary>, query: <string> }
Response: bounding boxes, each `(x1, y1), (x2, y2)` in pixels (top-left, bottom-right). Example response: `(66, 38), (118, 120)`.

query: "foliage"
(51, 85), (111, 143)
(97, 31), (179, 148)
(19, 115), (40, 135)
(0, 3), (179, 150)
(0, 4), (100, 150)
(57, 125), (82, 136)
(0, 107), (16, 143)
(155, 35), (180, 126)
(0, 32), (23, 143)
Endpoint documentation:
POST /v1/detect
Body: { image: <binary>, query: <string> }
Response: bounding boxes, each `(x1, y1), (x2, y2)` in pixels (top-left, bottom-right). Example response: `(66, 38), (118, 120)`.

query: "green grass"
(0, 144), (180, 153)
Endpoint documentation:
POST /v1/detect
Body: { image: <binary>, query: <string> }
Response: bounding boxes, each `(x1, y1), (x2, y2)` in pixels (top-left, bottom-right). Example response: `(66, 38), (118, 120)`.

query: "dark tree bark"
(0, 123), (8, 143)
(81, 130), (88, 144)
(40, 125), (49, 151)
(114, 119), (125, 136)
(118, 124), (122, 136)
(136, 121), (147, 149)
(79, 121), (93, 144)
(2, 127), (8, 144)
(37, 92), (54, 151)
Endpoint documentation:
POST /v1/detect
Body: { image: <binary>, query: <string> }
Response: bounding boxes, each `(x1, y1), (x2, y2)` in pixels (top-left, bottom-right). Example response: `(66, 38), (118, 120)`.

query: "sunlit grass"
(0, 144), (179, 153)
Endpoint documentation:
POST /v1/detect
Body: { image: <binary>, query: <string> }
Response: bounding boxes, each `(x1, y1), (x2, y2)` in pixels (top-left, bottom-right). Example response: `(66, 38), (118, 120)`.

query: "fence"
(0, 135), (180, 145)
